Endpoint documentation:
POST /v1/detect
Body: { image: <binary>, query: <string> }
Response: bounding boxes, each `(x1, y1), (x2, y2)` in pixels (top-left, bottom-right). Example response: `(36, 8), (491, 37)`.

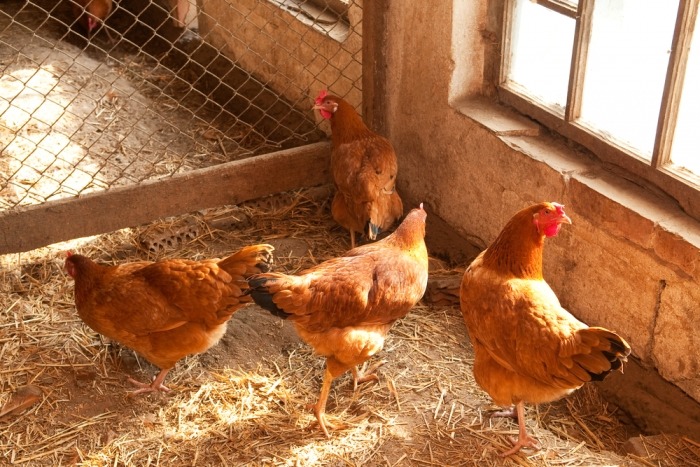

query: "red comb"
(553, 203), (565, 215)
(66, 251), (73, 257)
(315, 89), (328, 105)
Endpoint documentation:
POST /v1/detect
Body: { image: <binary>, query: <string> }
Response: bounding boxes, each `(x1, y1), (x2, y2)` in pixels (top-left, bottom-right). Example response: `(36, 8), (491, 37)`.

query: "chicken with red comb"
(314, 90), (403, 248)
(460, 202), (630, 456)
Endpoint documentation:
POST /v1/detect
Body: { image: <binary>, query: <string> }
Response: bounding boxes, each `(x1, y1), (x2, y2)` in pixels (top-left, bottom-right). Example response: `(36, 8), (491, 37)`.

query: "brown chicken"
(314, 90), (403, 248)
(460, 202), (630, 456)
(248, 205), (429, 436)
(64, 244), (274, 395)
(70, 0), (112, 36)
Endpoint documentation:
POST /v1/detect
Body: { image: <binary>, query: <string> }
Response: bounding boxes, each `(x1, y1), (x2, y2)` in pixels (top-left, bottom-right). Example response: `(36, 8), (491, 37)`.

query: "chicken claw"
(306, 401), (339, 438)
(127, 370), (171, 396)
(499, 402), (541, 457)
(351, 360), (387, 391)
(502, 433), (540, 457)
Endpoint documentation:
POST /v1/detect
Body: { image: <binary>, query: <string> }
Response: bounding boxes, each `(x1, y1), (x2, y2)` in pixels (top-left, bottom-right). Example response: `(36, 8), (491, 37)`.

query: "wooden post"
(362, 0), (389, 134)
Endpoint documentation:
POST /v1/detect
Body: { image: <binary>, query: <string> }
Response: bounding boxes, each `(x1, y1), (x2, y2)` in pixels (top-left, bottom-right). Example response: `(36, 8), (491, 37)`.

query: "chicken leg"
(127, 368), (172, 396)
(351, 359), (386, 391)
(309, 357), (356, 437)
(499, 401), (540, 457)
(309, 366), (336, 437)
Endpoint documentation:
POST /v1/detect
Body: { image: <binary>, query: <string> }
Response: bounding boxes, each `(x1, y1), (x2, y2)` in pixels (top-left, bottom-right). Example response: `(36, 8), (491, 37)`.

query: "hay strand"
(0, 188), (693, 466)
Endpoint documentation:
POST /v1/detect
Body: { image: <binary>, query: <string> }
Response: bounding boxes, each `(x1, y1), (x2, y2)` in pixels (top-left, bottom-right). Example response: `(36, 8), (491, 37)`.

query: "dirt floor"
(1, 189), (699, 466)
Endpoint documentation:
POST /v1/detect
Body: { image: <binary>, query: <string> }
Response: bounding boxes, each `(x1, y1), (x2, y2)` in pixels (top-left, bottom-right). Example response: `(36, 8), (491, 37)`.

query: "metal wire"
(0, 0), (361, 210)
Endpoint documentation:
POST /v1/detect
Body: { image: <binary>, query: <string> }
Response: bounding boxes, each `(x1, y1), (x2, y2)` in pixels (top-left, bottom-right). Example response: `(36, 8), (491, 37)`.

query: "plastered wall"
(197, 0), (362, 112)
(380, 1), (700, 431)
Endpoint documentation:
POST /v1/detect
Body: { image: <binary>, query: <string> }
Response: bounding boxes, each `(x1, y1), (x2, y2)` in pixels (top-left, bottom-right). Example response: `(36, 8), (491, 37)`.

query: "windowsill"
(452, 96), (700, 278)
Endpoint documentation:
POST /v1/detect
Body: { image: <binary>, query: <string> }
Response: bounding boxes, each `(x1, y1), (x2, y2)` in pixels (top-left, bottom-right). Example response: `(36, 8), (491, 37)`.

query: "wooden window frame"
(497, 0), (700, 218)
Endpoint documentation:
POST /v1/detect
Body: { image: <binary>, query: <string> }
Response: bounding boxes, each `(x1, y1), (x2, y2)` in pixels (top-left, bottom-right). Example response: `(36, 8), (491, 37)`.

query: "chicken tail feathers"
(247, 274), (292, 319)
(573, 327), (631, 382)
(219, 244), (275, 278)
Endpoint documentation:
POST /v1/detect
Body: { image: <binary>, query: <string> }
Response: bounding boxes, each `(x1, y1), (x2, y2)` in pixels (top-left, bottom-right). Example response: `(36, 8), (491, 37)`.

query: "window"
(499, 0), (700, 214)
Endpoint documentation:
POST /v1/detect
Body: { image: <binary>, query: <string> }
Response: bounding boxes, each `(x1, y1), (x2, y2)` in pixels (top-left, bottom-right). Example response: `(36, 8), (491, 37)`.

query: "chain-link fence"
(0, 0), (362, 211)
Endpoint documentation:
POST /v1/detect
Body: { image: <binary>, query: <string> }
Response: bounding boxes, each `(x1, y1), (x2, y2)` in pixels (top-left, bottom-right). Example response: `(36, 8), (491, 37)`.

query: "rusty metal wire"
(0, 0), (361, 210)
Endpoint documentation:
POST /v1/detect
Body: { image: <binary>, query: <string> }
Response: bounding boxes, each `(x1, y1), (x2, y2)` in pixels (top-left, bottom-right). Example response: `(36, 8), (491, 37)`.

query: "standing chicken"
(64, 244), (274, 395)
(460, 202), (630, 456)
(248, 205), (429, 436)
(314, 90), (403, 248)
(70, 0), (112, 36)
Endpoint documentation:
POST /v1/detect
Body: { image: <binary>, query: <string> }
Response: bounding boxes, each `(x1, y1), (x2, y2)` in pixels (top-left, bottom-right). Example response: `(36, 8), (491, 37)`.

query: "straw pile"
(1, 188), (697, 466)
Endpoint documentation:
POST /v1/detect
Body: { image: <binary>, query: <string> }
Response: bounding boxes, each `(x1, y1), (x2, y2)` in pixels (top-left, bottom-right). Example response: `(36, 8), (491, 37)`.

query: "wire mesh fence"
(0, 0), (362, 211)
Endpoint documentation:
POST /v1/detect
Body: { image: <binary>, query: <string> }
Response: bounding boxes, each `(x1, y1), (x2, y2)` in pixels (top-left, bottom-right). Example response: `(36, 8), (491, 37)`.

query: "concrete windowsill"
(452, 96), (700, 280)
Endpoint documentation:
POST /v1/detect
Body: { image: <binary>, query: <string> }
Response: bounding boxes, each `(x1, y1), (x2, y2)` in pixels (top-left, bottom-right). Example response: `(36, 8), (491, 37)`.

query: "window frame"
(496, 0), (700, 218)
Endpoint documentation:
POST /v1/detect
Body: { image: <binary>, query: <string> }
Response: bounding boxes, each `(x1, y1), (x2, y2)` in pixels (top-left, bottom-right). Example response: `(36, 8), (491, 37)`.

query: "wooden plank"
(565, 0), (593, 122)
(362, 0), (388, 134)
(534, 0), (578, 18)
(0, 142), (331, 254)
(500, 0), (516, 86)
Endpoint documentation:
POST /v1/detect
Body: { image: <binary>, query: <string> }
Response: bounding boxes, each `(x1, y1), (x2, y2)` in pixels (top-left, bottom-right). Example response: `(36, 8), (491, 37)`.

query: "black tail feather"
(247, 276), (291, 319)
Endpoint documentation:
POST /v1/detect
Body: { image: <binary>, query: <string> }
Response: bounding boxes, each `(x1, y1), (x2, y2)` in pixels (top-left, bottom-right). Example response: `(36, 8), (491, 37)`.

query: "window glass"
(505, 0), (575, 113)
(577, 0), (678, 159)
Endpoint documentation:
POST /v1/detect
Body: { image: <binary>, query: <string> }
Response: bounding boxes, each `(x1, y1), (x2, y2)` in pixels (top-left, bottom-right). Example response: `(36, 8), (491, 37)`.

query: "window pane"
(578, 0), (679, 159)
(670, 21), (700, 180)
(505, 0), (575, 113)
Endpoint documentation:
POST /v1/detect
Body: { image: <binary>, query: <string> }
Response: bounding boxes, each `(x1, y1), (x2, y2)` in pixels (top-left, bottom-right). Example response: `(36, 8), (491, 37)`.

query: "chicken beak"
(559, 213), (572, 225)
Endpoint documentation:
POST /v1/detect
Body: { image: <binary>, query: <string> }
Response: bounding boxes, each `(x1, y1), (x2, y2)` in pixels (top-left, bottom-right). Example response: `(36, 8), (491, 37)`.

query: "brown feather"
(65, 244), (274, 374)
(460, 202), (631, 410)
(319, 95), (403, 245)
(248, 206), (428, 433)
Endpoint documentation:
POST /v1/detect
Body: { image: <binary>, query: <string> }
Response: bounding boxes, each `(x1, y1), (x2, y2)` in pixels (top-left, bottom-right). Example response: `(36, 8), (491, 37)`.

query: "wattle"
(320, 109), (332, 119)
(544, 223), (562, 237)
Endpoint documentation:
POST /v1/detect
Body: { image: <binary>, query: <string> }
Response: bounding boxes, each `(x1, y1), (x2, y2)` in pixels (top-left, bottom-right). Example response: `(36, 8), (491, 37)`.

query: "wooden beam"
(0, 142), (331, 254)
(533, 0), (578, 18)
(362, 0), (389, 134)
(565, 0), (593, 122)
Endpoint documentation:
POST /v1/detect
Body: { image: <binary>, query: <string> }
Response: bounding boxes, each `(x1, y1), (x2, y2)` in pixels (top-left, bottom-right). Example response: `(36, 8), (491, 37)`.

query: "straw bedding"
(1, 188), (698, 466)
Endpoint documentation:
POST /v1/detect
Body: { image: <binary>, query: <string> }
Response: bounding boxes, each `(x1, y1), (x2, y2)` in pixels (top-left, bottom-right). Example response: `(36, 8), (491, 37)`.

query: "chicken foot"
(351, 359), (387, 391)
(308, 365), (338, 438)
(499, 401), (540, 457)
(127, 369), (171, 396)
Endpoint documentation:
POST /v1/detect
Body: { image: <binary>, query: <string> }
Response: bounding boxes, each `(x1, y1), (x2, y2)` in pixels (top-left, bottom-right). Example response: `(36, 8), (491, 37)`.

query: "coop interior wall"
(368, 0), (700, 431)
(200, 0), (363, 113)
